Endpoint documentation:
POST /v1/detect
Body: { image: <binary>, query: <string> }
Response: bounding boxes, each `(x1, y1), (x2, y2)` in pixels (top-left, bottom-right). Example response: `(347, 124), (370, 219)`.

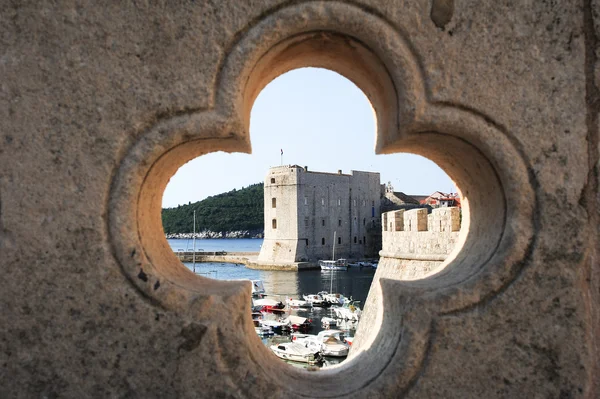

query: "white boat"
(282, 315), (312, 332)
(270, 342), (323, 364)
(302, 293), (330, 307)
(292, 330), (350, 357)
(319, 259), (348, 271)
(319, 232), (349, 271)
(318, 291), (347, 306)
(285, 297), (312, 308)
(255, 325), (274, 336)
(259, 319), (291, 333)
(321, 317), (337, 329)
(333, 300), (362, 321)
(251, 280), (266, 298)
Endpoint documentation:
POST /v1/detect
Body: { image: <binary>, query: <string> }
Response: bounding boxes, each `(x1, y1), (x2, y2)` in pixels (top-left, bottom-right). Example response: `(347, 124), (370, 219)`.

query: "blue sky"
(162, 68), (453, 208)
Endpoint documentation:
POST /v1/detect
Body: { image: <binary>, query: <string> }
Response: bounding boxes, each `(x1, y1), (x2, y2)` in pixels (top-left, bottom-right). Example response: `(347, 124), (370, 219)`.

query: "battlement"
(382, 207), (460, 233)
(379, 207), (462, 279)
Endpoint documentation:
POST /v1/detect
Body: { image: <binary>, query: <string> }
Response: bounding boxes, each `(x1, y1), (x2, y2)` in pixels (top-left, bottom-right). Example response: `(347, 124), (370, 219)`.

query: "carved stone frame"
(108, 2), (536, 396)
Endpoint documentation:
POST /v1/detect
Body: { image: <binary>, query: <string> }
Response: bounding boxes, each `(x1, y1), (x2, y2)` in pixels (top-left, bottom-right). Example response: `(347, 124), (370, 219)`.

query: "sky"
(162, 68), (454, 208)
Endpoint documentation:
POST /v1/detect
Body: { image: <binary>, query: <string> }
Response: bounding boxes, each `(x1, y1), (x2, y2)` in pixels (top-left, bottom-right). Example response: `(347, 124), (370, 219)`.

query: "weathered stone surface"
(0, 1), (597, 398)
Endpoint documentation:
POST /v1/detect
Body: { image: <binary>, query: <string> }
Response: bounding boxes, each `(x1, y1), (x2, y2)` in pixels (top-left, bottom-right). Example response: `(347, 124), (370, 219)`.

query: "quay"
(174, 251), (320, 270)
(175, 251), (259, 265)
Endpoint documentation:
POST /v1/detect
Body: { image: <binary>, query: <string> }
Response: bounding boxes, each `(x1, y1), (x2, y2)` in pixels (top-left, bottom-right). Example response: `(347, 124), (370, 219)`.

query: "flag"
(281, 149), (283, 155)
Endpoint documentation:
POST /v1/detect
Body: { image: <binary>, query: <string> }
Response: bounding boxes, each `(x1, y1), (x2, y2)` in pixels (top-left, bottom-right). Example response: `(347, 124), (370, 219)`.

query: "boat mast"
(331, 231), (336, 293)
(193, 210), (196, 273)
(333, 231), (336, 260)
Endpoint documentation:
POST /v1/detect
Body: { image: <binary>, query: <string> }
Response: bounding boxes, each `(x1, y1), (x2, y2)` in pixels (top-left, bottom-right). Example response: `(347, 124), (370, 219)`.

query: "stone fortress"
(2, 2), (598, 398)
(255, 165), (381, 269)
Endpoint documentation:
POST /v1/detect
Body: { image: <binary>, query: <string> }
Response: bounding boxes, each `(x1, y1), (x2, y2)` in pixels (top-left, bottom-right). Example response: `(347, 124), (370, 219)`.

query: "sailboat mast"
(193, 210), (196, 273)
(331, 231), (336, 293)
(333, 231), (336, 260)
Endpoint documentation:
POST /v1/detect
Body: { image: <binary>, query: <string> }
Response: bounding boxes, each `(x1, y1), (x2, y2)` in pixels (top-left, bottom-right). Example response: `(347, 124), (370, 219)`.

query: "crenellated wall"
(379, 207), (461, 279)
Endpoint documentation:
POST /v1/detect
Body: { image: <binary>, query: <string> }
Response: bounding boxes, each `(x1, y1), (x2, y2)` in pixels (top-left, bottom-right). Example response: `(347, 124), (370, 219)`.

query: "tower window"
(338, 237), (341, 245)
(271, 178), (275, 184)
(272, 198), (276, 208)
(322, 238), (325, 245)
(272, 219), (277, 229)
(338, 219), (342, 227)
(354, 236), (357, 243)
(322, 219), (325, 227)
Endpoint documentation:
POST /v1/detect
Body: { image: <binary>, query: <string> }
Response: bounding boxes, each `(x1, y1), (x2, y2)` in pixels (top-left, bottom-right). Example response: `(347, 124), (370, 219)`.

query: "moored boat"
(333, 300), (362, 321)
(253, 298), (286, 313)
(292, 330), (350, 357)
(286, 297), (312, 308)
(283, 315), (313, 332)
(270, 342), (323, 365)
(259, 319), (291, 334)
(302, 293), (330, 307)
(319, 259), (349, 271)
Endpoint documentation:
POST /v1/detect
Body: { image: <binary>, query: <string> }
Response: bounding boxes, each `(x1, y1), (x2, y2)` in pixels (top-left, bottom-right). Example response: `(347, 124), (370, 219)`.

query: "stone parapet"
(1, 2), (596, 398)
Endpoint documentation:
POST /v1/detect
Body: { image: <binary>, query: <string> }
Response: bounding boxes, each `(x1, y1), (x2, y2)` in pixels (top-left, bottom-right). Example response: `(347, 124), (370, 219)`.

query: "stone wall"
(1, 2), (598, 398)
(379, 207), (460, 280)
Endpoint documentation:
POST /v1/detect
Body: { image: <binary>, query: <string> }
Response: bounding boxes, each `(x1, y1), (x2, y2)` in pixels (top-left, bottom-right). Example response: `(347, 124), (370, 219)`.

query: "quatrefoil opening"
(108, 2), (535, 396)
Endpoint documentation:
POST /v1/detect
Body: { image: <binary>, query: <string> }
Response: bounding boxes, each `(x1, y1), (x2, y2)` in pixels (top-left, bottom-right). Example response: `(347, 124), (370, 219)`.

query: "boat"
(283, 315), (312, 332)
(292, 330), (350, 357)
(255, 325), (274, 337)
(285, 297), (312, 308)
(251, 311), (263, 327)
(302, 293), (330, 307)
(253, 298), (285, 313)
(319, 232), (349, 271)
(321, 317), (337, 329)
(319, 259), (348, 271)
(259, 319), (291, 334)
(270, 342), (323, 365)
(333, 300), (362, 321)
(251, 280), (266, 298)
(318, 291), (347, 306)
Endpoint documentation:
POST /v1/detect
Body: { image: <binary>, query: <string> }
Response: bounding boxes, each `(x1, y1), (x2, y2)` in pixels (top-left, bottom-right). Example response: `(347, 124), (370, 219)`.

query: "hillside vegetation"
(162, 183), (264, 235)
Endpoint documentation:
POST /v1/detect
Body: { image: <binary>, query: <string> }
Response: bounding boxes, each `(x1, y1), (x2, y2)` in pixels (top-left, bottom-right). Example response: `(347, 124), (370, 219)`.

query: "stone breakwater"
(165, 230), (263, 239)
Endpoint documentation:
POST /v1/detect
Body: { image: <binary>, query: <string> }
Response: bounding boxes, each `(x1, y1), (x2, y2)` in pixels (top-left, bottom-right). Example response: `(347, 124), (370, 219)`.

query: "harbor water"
(168, 238), (376, 368)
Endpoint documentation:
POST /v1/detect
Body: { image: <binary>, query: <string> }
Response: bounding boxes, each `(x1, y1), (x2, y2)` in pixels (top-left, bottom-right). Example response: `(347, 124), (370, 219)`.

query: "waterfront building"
(256, 165), (381, 269)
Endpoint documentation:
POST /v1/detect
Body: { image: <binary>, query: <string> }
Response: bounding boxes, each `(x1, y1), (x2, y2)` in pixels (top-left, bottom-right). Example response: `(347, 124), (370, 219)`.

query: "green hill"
(161, 183), (264, 235)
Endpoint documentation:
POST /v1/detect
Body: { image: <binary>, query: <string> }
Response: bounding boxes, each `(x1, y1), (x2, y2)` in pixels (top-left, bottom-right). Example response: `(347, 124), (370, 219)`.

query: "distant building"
(256, 165), (381, 268)
(421, 191), (461, 208)
(381, 182), (429, 213)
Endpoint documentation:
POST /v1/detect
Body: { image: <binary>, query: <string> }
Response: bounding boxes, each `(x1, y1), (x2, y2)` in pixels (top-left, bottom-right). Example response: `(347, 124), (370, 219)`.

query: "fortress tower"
(256, 165), (381, 269)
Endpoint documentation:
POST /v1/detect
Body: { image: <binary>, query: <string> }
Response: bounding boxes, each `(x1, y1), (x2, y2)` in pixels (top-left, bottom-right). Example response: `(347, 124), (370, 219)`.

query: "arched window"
(321, 237), (325, 245)
(272, 219), (277, 229)
(272, 197), (276, 208)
